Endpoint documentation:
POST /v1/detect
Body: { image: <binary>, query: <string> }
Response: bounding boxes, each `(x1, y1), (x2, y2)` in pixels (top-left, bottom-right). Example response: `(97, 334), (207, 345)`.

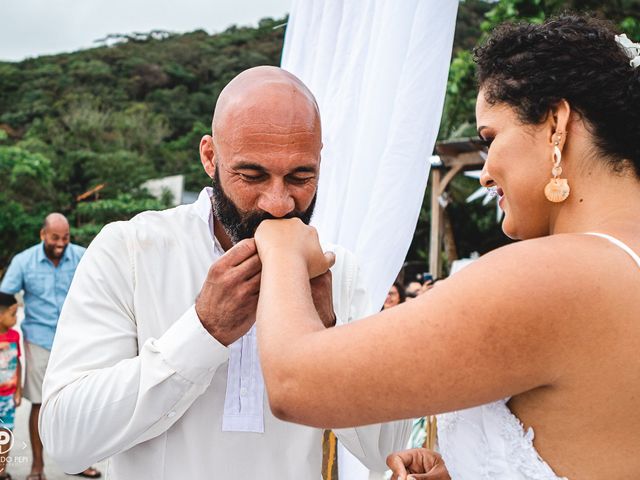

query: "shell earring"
(544, 135), (570, 203)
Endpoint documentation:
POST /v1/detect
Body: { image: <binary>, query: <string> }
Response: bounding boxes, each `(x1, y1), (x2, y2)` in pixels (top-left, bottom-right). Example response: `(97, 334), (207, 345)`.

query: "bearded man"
(38, 67), (410, 479)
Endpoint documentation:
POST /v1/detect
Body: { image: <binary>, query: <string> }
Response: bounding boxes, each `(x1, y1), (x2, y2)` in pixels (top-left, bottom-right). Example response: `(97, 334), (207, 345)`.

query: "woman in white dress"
(253, 14), (640, 480)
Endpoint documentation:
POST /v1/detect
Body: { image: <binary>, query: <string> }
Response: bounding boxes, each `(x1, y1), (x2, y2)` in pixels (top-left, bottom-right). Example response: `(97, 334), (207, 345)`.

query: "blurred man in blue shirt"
(0, 213), (101, 479)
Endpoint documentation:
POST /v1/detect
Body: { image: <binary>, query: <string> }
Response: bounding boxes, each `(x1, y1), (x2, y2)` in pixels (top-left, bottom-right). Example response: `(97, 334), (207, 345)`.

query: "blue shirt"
(0, 242), (86, 350)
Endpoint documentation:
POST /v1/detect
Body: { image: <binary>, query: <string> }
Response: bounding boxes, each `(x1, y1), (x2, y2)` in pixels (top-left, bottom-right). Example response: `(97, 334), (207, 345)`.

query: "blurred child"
(0, 292), (22, 480)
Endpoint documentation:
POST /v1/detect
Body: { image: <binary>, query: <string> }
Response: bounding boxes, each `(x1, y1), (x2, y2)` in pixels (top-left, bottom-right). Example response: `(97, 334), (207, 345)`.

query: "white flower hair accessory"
(615, 33), (640, 69)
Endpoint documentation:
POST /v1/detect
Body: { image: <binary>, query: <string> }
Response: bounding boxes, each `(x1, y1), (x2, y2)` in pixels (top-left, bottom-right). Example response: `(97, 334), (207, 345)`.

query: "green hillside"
(0, 18), (286, 264)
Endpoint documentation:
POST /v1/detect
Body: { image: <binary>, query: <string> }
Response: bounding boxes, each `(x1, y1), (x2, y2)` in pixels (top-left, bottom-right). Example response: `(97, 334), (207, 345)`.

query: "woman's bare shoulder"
(428, 232), (635, 341)
(465, 233), (623, 289)
(481, 232), (638, 281)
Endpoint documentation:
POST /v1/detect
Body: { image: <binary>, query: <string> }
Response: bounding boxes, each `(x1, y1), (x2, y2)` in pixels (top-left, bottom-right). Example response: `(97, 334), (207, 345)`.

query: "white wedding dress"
(436, 233), (640, 480)
(437, 399), (568, 480)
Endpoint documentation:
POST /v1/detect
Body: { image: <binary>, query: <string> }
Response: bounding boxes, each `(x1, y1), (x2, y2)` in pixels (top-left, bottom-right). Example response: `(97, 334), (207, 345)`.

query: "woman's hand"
(254, 218), (335, 278)
(387, 448), (450, 480)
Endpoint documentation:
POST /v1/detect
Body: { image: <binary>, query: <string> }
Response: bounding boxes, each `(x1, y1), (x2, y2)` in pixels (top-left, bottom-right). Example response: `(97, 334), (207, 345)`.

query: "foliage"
(438, 50), (478, 140)
(0, 17), (286, 268)
(0, 145), (57, 266)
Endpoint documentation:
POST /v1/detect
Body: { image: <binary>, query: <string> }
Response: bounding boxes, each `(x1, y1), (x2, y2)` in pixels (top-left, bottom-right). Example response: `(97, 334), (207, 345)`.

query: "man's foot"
(25, 473), (45, 480)
(72, 467), (101, 479)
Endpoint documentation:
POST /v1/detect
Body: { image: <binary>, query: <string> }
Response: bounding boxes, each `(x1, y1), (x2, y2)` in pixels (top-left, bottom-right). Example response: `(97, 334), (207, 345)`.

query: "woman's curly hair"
(474, 14), (640, 177)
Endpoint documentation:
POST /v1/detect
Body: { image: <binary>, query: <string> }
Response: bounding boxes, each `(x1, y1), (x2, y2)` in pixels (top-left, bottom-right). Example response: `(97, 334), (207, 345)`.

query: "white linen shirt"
(40, 188), (411, 479)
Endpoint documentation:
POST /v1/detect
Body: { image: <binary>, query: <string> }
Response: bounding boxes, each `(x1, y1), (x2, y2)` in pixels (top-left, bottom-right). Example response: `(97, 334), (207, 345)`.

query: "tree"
(0, 146), (56, 266)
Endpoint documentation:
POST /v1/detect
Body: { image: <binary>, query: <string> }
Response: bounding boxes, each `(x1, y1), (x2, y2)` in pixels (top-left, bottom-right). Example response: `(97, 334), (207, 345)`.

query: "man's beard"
(43, 243), (66, 260)
(210, 169), (316, 244)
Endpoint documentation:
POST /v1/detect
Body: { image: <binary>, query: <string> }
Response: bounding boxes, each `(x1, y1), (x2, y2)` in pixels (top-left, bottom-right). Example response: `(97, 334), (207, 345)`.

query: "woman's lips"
(497, 187), (505, 208)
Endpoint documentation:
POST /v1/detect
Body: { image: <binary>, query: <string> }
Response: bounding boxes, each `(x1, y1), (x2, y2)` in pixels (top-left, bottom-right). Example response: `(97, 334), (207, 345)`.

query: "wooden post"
(429, 169), (442, 277)
(423, 416), (438, 451)
(322, 430), (338, 480)
(429, 162), (465, 278)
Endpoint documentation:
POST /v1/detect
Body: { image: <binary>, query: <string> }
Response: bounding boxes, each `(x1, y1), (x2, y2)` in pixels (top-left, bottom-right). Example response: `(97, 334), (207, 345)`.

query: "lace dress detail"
(437, 399), (568, 480)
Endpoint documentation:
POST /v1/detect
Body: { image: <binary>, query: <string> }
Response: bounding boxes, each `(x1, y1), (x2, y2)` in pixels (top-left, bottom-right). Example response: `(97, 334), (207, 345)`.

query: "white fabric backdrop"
(281, 1), (458, 478)
(282, 0), (458, 311)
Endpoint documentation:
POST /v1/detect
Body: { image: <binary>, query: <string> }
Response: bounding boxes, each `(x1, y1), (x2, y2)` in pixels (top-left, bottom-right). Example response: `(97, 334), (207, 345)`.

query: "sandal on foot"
(72, 467), (101, 479)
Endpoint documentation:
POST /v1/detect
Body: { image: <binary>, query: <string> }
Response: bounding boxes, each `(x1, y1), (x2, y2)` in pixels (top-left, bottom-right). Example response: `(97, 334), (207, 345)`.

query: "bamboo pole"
(322, 430), (338, 480)
(429, 169), (442, 277)
(423, 415), (438, 451)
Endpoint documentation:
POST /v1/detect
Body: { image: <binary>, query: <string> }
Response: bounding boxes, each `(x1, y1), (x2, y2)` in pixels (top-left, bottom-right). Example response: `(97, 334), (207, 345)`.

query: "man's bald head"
(198, 66), (322, 248)
(41, 212), (70, 261)
(43, 212), (69, 232)
(212, 66), (321, 144)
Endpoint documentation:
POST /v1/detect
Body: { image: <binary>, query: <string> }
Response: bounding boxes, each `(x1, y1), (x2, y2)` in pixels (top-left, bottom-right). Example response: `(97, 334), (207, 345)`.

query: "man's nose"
(257, 187), (296, 218)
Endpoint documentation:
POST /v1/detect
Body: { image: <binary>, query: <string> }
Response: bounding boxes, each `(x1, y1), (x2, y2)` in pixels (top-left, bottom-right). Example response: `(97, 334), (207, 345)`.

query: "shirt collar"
(194, 187), (225, 253)
(60, 243), (72, 263)
(37, 242), (48, 263)
(37, 241), (73, 264)
(194, 187), (214, 225)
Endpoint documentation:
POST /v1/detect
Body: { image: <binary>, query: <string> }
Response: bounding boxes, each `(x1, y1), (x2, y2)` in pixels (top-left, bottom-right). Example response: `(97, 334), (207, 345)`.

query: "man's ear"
(39, 228), (45, 242)
(200, 135), (216, 178)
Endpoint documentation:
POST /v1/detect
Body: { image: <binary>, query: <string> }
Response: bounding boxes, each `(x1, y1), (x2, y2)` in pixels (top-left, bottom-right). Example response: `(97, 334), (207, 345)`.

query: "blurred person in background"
(383, 281), (406, 309)
(0, 213), (100, 479)
(404, 281), (422, 299)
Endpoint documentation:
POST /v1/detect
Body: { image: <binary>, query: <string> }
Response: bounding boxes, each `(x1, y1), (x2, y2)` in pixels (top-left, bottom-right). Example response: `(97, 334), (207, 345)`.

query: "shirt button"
(240, 387), (248, 396)
(167, 411), (176, 418)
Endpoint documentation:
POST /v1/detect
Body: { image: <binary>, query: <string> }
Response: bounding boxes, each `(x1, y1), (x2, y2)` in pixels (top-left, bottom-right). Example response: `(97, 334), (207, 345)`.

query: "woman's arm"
(255, 219), (592, 428)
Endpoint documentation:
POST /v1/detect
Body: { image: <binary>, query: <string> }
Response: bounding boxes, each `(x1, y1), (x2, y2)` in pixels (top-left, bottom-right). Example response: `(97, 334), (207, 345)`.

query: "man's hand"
(310, 271), (336, 328)
(195, 239), (262, 346)
(387, 448), (450, 480)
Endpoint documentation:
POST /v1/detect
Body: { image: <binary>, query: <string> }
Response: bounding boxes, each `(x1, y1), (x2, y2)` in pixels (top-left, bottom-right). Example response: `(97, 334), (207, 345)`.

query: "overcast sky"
(0, 0), (291, 62)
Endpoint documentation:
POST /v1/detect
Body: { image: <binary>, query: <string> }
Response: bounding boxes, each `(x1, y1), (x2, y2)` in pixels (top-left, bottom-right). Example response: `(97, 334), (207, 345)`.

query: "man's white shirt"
(40, 188), (411, 479)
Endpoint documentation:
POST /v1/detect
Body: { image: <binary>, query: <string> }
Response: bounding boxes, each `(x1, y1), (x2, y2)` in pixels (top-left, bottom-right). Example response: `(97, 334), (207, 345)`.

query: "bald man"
(0, 214), (102, 479)
(39, 67), (410, 479)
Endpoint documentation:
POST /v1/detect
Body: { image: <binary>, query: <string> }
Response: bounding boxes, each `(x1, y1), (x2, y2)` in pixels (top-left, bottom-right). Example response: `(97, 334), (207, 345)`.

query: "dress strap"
(584, 232), (640, 269)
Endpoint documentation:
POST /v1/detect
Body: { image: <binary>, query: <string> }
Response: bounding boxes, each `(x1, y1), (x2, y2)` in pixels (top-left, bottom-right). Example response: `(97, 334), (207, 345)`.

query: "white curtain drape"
(281, 1), (458, 478)
(282, 0), (458, 310)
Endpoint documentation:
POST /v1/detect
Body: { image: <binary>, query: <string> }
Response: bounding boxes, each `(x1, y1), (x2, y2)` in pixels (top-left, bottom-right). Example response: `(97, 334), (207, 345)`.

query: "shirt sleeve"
(330, 247), (412, 471)
(0, 254), (24, 295)
(39, 222), (229, 474)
